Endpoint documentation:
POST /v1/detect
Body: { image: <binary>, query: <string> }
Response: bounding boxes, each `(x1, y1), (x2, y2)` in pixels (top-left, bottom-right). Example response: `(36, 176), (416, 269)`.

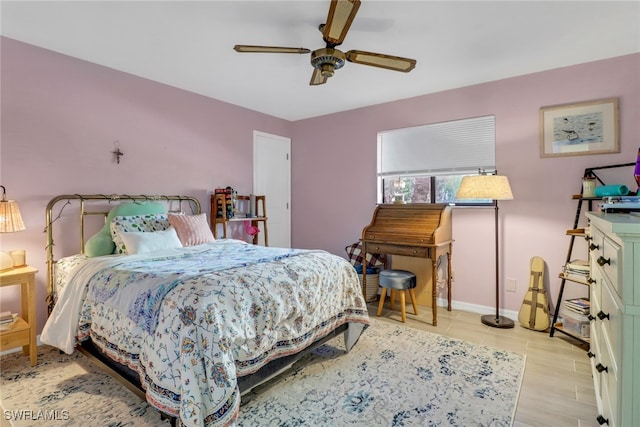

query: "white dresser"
(586, 212), (640, 427)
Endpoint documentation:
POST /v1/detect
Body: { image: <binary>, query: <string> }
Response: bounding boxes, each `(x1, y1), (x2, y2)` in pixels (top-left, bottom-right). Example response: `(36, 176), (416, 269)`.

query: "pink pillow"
(168, 213), (215, 247)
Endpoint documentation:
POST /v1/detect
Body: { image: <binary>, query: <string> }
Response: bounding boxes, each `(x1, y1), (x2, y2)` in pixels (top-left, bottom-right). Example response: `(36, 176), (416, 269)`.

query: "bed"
(41, 194), (370, 427)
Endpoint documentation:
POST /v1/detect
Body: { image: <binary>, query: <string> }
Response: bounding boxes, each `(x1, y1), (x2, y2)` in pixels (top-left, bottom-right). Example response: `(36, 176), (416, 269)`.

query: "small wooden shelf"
(553, 322), (590, 344)
(558, 272), (591, 286)
(0, 317), (29, 333)
(566, 228), (586, 236)
(572, 194), (600, 200)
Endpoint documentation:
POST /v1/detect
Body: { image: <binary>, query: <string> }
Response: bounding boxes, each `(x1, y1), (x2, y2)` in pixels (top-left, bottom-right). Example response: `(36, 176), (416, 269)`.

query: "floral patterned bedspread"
(49, 240), (369, 427)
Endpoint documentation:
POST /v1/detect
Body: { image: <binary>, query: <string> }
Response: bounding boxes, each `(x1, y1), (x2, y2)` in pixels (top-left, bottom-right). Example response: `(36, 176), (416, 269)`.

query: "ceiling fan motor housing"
(311, 48), (346, 78)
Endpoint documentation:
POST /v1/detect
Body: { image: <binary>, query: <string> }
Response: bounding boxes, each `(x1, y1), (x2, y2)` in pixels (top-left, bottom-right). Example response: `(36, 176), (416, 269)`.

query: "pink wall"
(1, 35), (639, 332)
(291, 53), (640, 314)
(0, 37), (292, 330)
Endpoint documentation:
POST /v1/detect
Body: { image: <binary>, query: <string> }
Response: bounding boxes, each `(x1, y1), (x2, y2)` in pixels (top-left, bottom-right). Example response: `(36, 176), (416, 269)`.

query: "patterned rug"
(0, 319), (525, 426)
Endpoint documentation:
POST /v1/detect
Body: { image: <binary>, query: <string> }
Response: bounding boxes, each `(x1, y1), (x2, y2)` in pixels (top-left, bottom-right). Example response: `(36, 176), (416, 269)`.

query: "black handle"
(597, 311), (610, 321)
(587, 351), (596, 358)
(596, 415), (609, 425)
(588, 314), (596, 321)
(596, 363), (608, 373)
(588, 277), (596, 284)
(597, 256), (610, 266)
(589, 243), (599, 251)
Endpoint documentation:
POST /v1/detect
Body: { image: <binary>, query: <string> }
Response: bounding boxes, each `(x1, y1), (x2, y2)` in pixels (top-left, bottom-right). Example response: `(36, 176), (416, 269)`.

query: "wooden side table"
(0, 266), (38, 366)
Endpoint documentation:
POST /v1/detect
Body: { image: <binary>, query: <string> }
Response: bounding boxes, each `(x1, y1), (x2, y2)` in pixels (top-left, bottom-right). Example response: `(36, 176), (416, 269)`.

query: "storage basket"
(358, 273), (380, 302)
(559, 306), (590, 338)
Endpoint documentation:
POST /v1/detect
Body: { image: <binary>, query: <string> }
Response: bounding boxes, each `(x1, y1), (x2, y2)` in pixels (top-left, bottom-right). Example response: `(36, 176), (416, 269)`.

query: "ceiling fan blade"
(322, 0), (361, 46)
(345, 50), (417, 72)
(310, 68), (328, 86)
(234, 45), (311, 54)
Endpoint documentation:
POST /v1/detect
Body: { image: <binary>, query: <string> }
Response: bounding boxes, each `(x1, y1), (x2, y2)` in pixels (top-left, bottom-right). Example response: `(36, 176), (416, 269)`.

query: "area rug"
(0, 319), (525, 426)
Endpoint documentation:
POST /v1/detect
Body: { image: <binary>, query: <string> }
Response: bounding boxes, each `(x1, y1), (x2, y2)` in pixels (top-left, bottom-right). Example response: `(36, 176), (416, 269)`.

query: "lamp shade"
(456, 174), (513, 200)
(0, 199), (25, 233)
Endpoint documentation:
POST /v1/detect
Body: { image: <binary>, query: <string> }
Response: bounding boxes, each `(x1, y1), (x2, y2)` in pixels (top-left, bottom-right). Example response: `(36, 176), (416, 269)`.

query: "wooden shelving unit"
(551, 162), (637, 344)
(210, 193), (268, 245)
(549, 196), (595, 344)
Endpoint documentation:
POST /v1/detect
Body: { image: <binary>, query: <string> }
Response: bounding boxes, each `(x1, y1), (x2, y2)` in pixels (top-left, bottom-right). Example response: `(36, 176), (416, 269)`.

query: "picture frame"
(540, 98), (619, 158)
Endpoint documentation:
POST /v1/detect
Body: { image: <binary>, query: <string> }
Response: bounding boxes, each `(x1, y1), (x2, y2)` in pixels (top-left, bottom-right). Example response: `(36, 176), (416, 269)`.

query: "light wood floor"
(370, 302), (599, 427)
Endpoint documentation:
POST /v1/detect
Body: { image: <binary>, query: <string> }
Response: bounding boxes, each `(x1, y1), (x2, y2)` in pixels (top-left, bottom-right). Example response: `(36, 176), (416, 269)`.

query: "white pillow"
(117, 227), (183, 254)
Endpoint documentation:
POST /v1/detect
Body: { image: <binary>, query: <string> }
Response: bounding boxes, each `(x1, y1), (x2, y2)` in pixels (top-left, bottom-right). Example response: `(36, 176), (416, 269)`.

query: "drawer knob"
(585, 236), (592, 242)
(588, 277), (596, 284)
(589, 243), (599, 251)
(595, 363), (608, 373)
(587, 351), (596, 358)
(597, 256), (610, 266)
(588, 314), (596, 321)
(596, 415), (609, 425)
(597, 311), (610, 321)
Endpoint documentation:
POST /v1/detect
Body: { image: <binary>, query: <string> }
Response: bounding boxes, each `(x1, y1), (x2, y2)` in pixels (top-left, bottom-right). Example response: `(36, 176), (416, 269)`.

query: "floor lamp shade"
(456, 175), (513, 201)
(456, 174), (514, 328)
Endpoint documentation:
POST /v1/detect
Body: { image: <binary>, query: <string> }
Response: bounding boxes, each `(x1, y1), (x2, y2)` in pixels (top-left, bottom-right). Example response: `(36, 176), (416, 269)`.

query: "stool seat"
(379, 269), (417, 290)
(377, 269), (418, 323)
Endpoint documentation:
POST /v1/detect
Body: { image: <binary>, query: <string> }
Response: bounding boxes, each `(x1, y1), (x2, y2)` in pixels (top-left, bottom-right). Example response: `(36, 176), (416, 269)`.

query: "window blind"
(377, 115), (496, 177)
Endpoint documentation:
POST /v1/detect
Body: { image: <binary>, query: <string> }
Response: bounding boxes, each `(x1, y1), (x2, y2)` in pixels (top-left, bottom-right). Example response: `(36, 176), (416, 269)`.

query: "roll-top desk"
(361, 203), (453, 326)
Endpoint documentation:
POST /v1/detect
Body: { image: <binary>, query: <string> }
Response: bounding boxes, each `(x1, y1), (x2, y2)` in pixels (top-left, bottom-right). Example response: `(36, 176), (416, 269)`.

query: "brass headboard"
(45, 194), (201, 313)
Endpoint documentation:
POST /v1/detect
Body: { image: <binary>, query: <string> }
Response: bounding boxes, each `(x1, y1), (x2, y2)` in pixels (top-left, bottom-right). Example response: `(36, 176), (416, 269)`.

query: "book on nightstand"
(0, 311), (18, 330)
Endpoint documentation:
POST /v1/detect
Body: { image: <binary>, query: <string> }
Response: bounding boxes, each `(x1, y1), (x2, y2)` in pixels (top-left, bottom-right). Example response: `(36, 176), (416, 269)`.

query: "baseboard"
(437, 297), (519, 321)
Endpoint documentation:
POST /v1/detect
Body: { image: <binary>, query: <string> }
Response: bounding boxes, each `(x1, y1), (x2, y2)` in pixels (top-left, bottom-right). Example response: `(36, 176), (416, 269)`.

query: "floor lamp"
(456, 171), (514, 328)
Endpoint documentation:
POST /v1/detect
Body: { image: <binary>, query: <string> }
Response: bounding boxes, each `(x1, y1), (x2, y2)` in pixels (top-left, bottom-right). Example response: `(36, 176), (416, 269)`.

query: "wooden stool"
(377, 269), (418, 323)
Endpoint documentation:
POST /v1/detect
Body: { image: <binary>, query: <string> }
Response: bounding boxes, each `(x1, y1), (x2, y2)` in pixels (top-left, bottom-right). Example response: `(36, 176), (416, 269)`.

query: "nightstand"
(0, 266), (38, 366)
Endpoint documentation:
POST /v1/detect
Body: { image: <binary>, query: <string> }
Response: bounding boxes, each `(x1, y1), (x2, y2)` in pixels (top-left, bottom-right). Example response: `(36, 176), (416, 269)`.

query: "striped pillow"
(168, 213), (215, 247)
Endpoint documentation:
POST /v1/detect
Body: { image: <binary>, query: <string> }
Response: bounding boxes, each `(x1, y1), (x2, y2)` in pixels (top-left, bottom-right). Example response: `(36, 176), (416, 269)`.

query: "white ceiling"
(2, 1), (639, 121)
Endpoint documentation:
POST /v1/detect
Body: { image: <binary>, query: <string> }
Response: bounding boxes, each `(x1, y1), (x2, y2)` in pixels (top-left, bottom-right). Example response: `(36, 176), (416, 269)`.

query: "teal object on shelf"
(594, 185), (629, 197)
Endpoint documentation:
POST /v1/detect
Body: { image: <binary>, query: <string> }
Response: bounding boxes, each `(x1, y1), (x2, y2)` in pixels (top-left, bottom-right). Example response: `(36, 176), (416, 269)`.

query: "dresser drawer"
(591, 325), (602, 394)
(364, 242), (429, 258)
(0, 318), (30, 351)
(598, 331), (619, 427)
(590, 266), (602, 315)
(601, 237), (621, 297)
(600, 278), (621, 366)
(589, 226), (605, 258)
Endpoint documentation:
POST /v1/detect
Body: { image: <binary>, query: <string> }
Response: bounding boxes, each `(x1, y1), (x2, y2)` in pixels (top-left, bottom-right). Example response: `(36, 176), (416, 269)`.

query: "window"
(377, 115), (496, 205)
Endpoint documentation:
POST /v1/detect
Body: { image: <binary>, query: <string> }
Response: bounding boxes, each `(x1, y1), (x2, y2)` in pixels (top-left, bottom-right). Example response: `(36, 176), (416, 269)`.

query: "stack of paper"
(0, 311), (18, 330)
(564, 297), (590, 315)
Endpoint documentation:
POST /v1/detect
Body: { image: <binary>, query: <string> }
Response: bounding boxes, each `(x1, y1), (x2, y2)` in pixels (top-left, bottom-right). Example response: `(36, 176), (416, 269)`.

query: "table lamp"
(0, 185), (26, 271)
(456, 170), (515, 328)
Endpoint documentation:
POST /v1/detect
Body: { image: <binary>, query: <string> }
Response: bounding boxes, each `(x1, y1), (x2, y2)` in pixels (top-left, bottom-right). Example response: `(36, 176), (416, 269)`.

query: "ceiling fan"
(233, 0), (417, 86)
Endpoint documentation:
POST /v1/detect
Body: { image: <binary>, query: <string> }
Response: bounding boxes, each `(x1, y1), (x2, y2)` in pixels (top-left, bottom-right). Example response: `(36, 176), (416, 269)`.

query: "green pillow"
(84, 202), (168, 257)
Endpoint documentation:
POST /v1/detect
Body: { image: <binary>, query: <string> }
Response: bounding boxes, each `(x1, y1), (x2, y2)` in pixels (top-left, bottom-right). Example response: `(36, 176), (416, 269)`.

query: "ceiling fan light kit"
(233, 0), (416, 86)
